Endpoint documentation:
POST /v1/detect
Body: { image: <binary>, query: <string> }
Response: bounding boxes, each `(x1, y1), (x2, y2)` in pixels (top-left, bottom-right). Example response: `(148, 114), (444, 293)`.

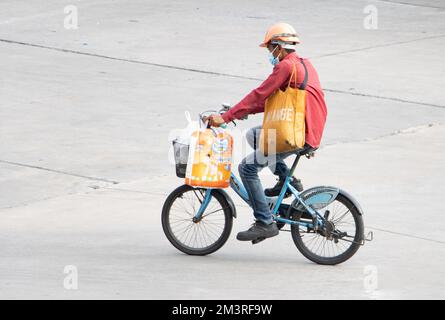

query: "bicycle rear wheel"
(161, 184), (233, 255)
(290, 194), (364, 265)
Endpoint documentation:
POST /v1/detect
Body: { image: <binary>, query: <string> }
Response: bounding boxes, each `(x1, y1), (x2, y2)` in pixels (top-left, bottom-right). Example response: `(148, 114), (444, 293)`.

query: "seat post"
(288, 154), (301, 177)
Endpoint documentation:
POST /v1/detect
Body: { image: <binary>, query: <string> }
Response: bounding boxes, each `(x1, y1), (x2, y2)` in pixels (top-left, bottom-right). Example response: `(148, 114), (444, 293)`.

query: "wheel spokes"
(168, 189), (226, 250)
(299, 199), (357, 258)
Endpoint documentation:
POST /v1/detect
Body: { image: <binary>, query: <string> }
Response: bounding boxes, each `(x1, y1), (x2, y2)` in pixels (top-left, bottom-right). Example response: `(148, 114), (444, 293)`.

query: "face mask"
(268, 46), (280, 66)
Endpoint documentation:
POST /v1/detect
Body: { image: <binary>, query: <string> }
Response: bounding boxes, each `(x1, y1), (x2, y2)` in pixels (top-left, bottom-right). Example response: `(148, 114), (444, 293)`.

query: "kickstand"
(363, 231), (374, 244)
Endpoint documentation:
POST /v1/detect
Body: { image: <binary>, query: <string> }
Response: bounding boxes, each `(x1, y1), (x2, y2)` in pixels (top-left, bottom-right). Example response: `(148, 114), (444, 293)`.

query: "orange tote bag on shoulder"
(259, 59), (308, 156)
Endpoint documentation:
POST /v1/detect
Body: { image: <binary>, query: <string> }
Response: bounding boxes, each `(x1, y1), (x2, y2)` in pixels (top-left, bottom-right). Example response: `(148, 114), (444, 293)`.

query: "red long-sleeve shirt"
(221, 53), (327, 148)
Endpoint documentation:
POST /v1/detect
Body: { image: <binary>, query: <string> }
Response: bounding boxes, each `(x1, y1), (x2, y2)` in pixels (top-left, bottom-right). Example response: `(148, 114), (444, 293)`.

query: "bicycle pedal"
(252, 237), (266, 245)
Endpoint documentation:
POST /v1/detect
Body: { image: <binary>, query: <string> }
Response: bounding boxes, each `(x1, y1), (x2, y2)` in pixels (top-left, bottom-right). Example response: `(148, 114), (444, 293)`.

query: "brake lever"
(221, 103), (231, 112)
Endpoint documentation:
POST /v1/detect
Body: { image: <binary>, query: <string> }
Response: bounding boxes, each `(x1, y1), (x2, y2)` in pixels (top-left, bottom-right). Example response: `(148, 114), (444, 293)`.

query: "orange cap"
(259, 23), (300, 47)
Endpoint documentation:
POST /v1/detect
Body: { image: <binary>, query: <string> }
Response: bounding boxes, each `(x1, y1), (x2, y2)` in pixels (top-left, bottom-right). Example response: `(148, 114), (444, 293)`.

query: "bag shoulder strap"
(299, 58), (308, 90)
(288, 64), (297, 89)
(288, 58), (308, 90)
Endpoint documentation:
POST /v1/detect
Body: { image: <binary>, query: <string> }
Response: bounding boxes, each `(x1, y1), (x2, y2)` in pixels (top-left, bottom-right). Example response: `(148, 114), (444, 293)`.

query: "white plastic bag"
(169, 111), (201, 177)
(169, 111), (200, 145)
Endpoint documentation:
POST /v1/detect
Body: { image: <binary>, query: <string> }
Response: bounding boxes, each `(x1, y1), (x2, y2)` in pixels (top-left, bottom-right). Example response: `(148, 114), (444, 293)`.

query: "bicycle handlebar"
(199, 103), (248, 129)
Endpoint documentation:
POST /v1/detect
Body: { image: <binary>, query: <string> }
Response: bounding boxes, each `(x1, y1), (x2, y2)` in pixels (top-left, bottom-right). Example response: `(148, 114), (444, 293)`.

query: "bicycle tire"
(161, 184), (233, 256)
(290, 193), (364, 265)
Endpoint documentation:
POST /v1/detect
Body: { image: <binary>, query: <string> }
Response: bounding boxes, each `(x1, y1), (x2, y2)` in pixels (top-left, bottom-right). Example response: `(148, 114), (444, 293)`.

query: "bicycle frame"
(194, 171), (325, 229)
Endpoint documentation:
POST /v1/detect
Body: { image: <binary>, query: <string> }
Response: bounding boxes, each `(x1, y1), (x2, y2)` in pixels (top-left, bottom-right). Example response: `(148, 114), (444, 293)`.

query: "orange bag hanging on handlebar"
(259, 59), (308, 156)
(185, 127), (233, 188)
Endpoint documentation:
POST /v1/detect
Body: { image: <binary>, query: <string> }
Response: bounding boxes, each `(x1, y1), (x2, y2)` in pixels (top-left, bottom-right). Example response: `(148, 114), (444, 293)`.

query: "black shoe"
(236, 221), (279, 241)
(264, 177), (303, 197)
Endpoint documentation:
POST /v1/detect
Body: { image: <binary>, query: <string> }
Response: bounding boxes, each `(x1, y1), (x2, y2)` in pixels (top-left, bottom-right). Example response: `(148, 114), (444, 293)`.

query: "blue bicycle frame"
(193, 150), (326, 230)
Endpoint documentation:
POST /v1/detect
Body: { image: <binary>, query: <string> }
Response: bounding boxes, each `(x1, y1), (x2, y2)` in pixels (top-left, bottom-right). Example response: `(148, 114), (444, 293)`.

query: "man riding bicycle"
(204, 23), (328, 241)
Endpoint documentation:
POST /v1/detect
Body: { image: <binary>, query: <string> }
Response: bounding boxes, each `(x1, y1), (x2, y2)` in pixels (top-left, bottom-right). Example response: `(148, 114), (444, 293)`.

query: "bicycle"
(162, 105), (372, 265)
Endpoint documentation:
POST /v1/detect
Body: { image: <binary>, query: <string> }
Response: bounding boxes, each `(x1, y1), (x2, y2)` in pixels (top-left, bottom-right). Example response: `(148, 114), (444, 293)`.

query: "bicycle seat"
(295, 144), (317, 158)
(295, 144), (317, 154)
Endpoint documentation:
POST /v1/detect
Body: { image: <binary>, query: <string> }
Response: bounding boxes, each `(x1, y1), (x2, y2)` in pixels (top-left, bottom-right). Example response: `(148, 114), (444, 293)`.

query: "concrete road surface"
(1, 0), (444, 299)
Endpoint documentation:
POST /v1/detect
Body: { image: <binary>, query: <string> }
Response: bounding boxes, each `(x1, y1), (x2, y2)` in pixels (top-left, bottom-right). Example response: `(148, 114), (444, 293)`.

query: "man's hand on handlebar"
(202, 114), (226, 127)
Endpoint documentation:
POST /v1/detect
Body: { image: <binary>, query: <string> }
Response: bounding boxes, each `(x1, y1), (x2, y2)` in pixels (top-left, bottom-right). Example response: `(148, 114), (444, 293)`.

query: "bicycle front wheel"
(290, 194), (364, 265)
(161, 184), (233, 255)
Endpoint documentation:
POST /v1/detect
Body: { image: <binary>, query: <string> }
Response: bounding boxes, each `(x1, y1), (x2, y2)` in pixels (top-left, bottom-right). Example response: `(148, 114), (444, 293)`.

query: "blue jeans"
(238, 126), (295, 224)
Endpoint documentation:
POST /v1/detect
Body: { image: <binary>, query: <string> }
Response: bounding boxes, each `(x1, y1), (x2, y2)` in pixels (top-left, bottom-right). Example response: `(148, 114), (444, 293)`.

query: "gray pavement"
(1, 0), (444, 299)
